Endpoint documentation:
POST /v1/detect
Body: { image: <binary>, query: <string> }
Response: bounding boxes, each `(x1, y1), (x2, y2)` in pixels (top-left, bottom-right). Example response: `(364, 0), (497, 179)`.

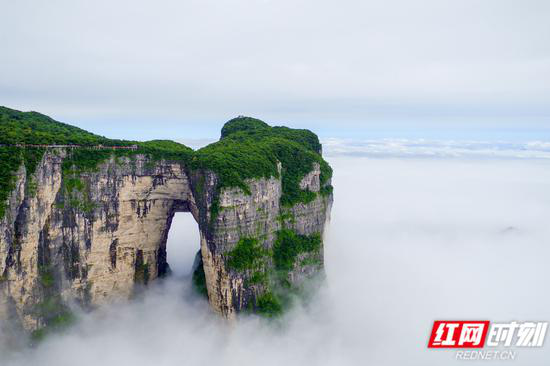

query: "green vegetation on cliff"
(0, 107), (194, 219)
(0, 106), (126, 146)
(0, 107), (332, 323)
(0, 107), (332, 220)
(192, 260), (208, 297)
(191, 116), (332, 208)
(226, 237), (267, 271)
(32, 267), (76, 343)
(31, 297), (75, 343)
(256, 292), (283, 317)
(0, 146), (45, 218)
(235, 229), (323, 318)
(273, 229), (322, 271)
(220, 116), (269, 139)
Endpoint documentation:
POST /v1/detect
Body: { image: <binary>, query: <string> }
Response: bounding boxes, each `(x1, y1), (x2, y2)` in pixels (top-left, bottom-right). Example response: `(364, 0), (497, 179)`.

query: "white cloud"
(323, 138), (550, 159)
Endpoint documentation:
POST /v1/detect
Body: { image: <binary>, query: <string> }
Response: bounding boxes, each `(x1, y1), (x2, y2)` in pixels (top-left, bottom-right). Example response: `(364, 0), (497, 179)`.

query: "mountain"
(0, 107), (333, 339)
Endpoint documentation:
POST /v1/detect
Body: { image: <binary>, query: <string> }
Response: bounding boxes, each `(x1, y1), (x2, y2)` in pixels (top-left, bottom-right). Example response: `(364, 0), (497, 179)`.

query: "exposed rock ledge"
(0, 147), (332, 332)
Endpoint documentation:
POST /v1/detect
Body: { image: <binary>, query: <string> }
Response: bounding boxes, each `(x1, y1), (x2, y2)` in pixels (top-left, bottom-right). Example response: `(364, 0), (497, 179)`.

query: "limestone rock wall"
(0, 150), (332, 331)
(200, 162), (332, 317)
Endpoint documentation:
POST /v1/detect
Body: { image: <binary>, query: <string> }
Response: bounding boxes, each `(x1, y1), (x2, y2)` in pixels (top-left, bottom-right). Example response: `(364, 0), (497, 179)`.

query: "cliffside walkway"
(0, 144), (139, 150)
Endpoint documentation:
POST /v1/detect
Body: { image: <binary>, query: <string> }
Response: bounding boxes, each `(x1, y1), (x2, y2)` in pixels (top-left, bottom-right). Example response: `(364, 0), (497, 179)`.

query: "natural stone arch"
(0, 112), (333, 333)
(0, 151), (332, 330)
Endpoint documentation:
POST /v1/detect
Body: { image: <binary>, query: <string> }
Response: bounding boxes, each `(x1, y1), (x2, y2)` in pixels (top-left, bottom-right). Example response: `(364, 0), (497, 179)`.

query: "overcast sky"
(1, 0), (549, 140)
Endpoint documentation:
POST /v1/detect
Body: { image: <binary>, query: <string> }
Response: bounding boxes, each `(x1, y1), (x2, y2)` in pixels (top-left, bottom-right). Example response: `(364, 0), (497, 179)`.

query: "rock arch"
(0, 151), (331, 331)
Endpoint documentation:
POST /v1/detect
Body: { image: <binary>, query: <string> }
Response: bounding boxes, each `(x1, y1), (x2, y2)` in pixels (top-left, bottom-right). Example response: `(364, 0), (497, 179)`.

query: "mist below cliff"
(2, 155), (550, 366)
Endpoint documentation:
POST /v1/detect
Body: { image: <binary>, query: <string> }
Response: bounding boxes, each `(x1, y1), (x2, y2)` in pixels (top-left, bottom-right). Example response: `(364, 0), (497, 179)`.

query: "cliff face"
(0, 149), (332, 331)
(198, 161), (331, 318)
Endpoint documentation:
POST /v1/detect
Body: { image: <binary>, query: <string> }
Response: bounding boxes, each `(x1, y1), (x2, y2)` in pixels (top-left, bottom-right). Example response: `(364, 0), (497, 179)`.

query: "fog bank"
(2, 156), (550, 365)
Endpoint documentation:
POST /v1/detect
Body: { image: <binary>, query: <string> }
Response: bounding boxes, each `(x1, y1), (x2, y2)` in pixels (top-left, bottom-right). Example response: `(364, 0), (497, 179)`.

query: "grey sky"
(1, 0), (549, 140)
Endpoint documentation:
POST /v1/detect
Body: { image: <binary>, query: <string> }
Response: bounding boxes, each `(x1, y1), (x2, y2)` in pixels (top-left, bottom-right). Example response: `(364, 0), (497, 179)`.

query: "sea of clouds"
(2, 140), (550, 366)
(323, 138), (550, 159)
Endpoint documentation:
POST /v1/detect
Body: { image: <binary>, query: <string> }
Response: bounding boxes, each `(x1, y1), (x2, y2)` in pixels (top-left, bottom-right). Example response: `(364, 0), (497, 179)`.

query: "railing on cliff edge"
(0, 144), (139, 150)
